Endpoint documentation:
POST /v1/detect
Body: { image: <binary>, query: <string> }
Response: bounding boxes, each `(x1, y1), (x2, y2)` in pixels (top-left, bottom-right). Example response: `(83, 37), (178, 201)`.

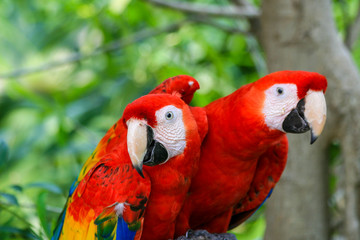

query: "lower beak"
(127, 119), (169, 178)
(282, 90), (327, 144)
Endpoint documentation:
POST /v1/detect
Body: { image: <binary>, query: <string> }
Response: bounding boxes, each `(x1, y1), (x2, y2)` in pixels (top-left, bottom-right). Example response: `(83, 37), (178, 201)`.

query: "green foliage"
(333, 0), (360, 68)
(333, 0), (359, 37)
(0, 140), (9, 168)
(0, 193), (19, 206)
(36, 192), (51, 239)
(229, 207), (266, 240)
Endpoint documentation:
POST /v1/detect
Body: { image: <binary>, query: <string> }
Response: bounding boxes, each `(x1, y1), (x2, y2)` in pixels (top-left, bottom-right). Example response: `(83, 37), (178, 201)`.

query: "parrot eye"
(165, 111), (174, 120)
(276, 87), (284, 95)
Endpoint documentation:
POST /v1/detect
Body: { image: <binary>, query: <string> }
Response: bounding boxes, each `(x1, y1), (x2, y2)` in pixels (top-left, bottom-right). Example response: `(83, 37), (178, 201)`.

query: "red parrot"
(51, 75), (201, 239)
(174, 70), (328, 236)
(51, 93), (202, 240)
(68, 75), (200, 188)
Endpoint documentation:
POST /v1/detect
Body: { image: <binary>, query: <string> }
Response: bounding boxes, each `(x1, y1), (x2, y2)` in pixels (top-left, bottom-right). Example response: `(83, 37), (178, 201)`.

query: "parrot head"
(255, 71), (327, 144)
(149, 75), (200, 104)
(123, 94), (195, 177)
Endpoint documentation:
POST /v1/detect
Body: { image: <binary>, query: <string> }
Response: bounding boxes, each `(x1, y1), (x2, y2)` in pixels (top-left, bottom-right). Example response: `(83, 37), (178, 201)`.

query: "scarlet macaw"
(52, 93), (203, 240)
(174, 71), (327, 236)
(51, 74), (201, 239)
(66, 75), (201, 191)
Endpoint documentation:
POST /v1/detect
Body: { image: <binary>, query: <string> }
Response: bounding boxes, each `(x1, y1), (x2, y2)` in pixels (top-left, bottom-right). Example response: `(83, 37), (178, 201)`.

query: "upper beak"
(127, 119), (147, 178)
(282, 90), (327, 144)
(127, 119), (169, 178)
(304, 90), (327, 144)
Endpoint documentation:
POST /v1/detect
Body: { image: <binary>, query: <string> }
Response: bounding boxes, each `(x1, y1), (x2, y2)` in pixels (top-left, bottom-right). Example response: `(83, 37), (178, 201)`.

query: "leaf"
(10, 185), (23, 192)
(329, 141), (341, 166)
(36, 191), (51, 238)
(0, 192), (19, 206)
(0, 226), (40, 239)
(229, 215), (266, 240)
(26, 182), (62, 194)
(0, 139), (9, 166)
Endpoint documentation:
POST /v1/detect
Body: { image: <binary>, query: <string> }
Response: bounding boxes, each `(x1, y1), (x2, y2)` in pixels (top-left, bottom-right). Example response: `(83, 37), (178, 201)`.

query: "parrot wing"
(228, 135), (288, 229)
(53, 153), (150, 240)
(190, 106), (208, 142)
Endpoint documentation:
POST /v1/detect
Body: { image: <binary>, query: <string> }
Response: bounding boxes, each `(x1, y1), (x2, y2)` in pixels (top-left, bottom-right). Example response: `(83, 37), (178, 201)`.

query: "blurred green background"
(0, 0), (357, 239)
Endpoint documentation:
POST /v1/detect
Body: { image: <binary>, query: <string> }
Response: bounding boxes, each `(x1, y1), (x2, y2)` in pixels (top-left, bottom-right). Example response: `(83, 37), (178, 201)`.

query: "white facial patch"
(154, 105), (186, 160)
(263, 84), (299, 131)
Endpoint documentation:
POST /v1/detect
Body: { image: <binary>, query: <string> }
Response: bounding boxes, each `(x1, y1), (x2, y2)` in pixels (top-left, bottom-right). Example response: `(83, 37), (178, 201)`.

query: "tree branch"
(188, 16), (251, 36)
(143, 0), (259, 19)
(0, 21), (186, 80)
(230, 0), (255, 8)
(345, 5), (360, 50)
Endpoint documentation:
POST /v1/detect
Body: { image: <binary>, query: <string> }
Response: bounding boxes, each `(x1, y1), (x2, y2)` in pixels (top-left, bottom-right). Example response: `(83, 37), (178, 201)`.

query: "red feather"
(174, 70), (328, 236)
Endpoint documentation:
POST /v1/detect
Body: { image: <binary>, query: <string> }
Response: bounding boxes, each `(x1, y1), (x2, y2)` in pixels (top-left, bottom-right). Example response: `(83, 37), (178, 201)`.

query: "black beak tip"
(310, 132), (318, 145)
(134, 166), (145, 178)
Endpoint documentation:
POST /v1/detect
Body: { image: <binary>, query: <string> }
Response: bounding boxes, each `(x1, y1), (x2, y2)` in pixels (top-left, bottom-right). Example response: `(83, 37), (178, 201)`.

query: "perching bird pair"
(52, 71), (327, 240)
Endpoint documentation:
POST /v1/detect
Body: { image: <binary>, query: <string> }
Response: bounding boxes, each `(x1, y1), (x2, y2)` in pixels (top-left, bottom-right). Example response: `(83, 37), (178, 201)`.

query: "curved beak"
(127, 119), (169, 178)
(282, 90), (327, 144)
(127, 119), (147, 178)
(304, 90), (327, 144)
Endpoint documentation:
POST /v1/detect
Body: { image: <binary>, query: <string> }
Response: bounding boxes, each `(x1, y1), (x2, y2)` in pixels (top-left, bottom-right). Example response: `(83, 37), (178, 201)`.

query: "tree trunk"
(259, 0), (360, 239)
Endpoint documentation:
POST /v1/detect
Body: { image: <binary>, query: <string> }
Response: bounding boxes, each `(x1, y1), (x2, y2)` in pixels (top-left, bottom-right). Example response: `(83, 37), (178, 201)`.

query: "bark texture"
(259, 0), (360, 239)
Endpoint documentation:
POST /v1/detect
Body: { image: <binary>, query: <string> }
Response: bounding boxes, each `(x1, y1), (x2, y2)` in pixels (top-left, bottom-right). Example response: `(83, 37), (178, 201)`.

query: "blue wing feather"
(257, 188), (273, 210)
(51, 207), (66, 240)
(68, 180), (78, 196)
(116, 217), (137, 240)
(51, 179), (78, 239)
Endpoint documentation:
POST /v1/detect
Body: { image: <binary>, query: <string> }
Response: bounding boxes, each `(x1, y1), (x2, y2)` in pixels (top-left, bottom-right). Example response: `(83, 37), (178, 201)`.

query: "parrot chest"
(188, 154), (260, 221)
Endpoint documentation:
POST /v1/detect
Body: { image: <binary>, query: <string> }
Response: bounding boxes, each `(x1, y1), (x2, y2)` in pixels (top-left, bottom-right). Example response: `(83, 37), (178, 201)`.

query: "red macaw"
(51, 75), (201, 240)
(66, 75), (200, 190)
(174, 71), (328, 236)
(52, 93), (202, 240)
